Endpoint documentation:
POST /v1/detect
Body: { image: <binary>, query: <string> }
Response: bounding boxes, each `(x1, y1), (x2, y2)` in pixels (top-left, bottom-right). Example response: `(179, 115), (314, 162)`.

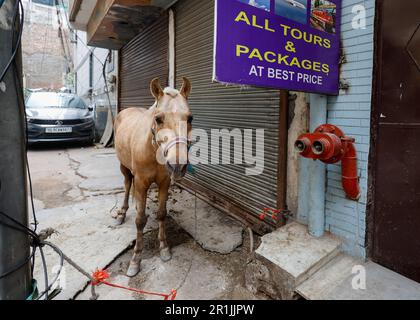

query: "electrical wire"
(39, 1), (52, 78)
(0, 211), (38, 281)
(1, 0), (112, 299)
(54, 0), (73, 72)
(0, 0), (23, 83)
(0, 210), (64, 300)
(0, 0), (64, 300)
(57, 0), (106, 69)
(11, 0), (38, 233)
(102, 50), (115, 122)
(56, 0), (115, 124)
(38, 245), (49, 300)
(0, 1), (36, 283)
(36, 241), (64, 300)
(14, 0), (64, 299)
(1, 0), (113, 299)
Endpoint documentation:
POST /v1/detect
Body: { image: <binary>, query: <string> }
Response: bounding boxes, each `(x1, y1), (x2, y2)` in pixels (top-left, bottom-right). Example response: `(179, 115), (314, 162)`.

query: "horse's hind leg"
(127, 182), (148, 277)
(157, 179), (172, 262)
(115, 164), (133, 225)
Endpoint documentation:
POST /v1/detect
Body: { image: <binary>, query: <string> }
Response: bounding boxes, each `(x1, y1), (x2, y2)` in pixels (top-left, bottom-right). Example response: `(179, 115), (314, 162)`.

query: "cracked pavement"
(28, 145), (264, 300)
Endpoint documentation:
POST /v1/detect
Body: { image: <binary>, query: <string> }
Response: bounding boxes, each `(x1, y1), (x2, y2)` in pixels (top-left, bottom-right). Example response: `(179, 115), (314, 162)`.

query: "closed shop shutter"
(119, 12), (169, 112)
(174, 0), (282, 228)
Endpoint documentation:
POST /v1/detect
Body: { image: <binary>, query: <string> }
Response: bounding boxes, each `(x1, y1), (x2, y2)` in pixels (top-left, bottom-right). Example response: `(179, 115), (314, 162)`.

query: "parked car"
(25, 92), (95, 145)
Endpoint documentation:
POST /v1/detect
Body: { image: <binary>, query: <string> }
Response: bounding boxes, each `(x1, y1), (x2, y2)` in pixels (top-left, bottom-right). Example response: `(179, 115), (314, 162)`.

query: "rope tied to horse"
(91, 269), (177, 300)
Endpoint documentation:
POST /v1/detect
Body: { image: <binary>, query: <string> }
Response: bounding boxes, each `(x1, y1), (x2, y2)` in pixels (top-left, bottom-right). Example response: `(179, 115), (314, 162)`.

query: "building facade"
(73, 30), (118, 140)
(296, 0), (376, 258)
(22, 0), (72, 90)
(69, 0), (420, 285)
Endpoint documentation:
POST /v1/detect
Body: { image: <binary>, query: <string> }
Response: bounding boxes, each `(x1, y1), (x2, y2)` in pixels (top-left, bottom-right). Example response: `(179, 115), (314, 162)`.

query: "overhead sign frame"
(213, 0), (342, 95)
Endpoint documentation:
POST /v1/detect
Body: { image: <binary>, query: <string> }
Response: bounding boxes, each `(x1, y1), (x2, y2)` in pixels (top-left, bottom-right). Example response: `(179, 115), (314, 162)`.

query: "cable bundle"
(0, 0), (65, 300)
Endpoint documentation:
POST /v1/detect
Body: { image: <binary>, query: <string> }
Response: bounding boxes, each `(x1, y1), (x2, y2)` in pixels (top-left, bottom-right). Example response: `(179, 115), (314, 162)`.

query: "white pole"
(307, 94), (327, 237)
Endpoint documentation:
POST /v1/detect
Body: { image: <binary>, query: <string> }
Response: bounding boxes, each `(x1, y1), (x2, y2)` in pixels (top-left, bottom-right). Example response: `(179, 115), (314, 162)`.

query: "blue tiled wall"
(325, 0), (375, 258)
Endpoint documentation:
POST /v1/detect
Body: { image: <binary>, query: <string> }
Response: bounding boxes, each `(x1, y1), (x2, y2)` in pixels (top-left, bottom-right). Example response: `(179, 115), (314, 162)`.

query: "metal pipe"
(297, 94), (310, 224)
(307, 94), (327, 237)
(0, 0), (32, 300)
(277, 90), (289, 227)
(342, 143), (361, 201)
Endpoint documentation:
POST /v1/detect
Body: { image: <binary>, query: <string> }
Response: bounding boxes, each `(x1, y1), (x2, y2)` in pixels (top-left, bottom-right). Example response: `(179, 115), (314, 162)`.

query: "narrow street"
(1, 0), (420, 305)
(28, 145), (266, 300)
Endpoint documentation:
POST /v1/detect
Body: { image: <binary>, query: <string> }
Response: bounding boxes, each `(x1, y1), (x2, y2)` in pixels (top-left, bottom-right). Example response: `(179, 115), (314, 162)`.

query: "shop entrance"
(369, 0), (420, 282)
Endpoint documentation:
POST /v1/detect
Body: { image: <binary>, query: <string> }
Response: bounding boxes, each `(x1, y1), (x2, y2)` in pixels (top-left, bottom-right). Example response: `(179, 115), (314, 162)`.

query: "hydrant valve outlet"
(295, 124), (361, 201)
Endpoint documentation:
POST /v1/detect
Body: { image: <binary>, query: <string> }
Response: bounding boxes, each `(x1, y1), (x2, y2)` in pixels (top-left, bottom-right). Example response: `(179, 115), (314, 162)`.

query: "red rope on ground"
(92, 269), (177, 300)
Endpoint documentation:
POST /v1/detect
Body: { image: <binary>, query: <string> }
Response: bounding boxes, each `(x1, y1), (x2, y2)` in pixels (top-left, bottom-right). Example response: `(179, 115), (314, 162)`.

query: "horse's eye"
(155, 115), (164, 125)
(187, 116), (193, 124)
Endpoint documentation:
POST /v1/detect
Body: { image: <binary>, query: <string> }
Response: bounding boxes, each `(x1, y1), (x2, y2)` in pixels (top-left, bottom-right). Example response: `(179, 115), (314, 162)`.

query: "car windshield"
(26, 92), (87, 109)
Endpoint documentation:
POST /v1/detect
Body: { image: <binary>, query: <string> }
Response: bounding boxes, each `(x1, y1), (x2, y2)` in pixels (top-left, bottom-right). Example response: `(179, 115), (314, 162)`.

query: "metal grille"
(119, 12), (169, 111)
(30, 119), (87, 125)
(174, 0), (281, 223)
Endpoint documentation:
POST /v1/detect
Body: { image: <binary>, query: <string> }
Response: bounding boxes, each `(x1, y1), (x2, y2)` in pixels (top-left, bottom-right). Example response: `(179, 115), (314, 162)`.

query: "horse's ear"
(180, 77), (192, 99)
(150, 78), (164, 100)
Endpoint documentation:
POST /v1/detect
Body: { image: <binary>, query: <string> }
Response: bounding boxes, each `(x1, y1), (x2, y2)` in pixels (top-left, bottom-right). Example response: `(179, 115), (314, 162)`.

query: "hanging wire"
(55, 0), (114, 125)
(0, 0), (64, 300)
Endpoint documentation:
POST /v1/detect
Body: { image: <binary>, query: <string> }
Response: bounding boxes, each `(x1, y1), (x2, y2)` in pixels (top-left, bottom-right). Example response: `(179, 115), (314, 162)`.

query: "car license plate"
(45, 127), (72, 134)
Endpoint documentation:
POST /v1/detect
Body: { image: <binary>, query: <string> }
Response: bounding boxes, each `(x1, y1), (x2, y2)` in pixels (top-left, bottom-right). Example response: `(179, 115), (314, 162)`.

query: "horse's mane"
(163, 87), (180, 98)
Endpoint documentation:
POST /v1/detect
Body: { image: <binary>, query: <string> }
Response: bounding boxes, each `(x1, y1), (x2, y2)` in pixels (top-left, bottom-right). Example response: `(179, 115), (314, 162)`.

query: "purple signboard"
(214, 0), (342, 95)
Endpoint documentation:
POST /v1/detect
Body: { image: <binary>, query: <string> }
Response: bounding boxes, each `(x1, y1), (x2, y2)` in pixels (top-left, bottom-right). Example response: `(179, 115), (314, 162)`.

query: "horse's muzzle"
(166, 162), (188, 180)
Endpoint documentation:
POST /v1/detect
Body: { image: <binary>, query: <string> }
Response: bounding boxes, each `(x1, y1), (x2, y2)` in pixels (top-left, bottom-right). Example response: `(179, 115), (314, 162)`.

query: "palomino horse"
(114, 77), (193, 277)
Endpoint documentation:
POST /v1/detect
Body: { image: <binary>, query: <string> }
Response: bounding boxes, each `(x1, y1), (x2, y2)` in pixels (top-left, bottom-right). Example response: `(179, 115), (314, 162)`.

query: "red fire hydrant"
(295, 124), (360, 201)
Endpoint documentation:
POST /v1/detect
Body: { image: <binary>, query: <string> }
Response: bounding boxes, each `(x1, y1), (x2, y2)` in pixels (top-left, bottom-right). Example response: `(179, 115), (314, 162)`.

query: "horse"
(114, 77), (193, 277)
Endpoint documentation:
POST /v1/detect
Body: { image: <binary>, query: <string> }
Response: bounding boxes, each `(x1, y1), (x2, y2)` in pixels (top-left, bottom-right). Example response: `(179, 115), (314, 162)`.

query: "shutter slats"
(175, 0), (280, 222)
(119, 13), (169, 111)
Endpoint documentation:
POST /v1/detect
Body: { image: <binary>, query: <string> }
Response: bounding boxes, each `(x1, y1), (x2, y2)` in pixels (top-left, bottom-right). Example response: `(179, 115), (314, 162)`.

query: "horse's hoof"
(160, 248), (172, 262)
(126, 262), (140, 277)
(113, 215), (125, 226)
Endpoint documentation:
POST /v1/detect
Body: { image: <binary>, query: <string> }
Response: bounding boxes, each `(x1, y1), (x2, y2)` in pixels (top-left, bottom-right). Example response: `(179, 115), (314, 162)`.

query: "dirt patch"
(33, 177), (77, 208)
(104, 217), (268, 300)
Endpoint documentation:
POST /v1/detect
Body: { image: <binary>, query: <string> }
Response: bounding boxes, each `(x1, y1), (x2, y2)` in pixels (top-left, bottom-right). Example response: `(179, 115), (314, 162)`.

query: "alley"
(28, 145), (266, 300)
(2, 0), (420, 304)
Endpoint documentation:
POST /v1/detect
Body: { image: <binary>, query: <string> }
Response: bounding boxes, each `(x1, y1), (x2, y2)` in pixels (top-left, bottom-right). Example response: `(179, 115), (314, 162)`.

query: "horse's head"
(150, 77), (193, 180)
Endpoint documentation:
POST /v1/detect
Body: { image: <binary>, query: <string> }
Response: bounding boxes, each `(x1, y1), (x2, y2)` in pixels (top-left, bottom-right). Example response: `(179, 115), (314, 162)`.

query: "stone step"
(296, 253), (360, 300)
(249, 222), (342, 299)
(296, 256), (420, 300)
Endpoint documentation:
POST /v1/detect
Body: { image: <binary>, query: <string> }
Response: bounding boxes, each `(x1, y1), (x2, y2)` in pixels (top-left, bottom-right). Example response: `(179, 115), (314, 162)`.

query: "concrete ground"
(28, 144), (266, 300)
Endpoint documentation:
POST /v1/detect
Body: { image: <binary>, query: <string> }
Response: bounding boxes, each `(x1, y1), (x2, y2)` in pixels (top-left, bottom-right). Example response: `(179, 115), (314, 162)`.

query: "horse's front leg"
(157, 178), (172, 262)
(126, 182), (148, 277)
(115, 164), (133, 225)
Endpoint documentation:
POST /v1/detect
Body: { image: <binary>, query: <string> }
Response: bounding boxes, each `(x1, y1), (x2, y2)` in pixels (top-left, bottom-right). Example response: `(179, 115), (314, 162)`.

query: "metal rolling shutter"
(119, 13), (169, 111)
(174, 0), (281, 226)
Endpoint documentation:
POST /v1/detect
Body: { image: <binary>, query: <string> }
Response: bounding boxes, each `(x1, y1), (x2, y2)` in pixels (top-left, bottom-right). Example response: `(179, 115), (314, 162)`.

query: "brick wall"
(22, 0), (69, 89)
(325, 0), (375, 258)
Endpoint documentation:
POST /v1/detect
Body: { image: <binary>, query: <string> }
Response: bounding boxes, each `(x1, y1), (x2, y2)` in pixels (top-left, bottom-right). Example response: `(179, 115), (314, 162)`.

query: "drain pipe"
(306, 94), (327, 237)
